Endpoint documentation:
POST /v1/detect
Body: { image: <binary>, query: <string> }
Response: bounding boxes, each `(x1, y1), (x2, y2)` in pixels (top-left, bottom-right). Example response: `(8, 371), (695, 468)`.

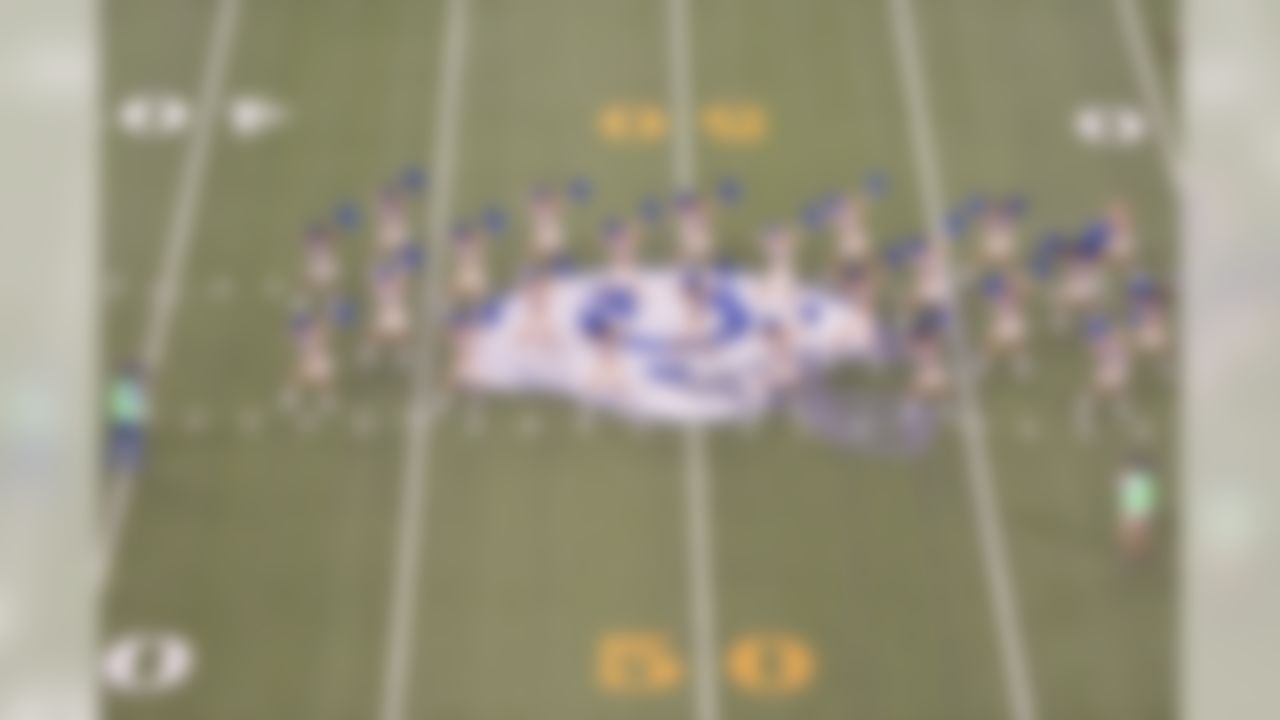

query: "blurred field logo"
(457, 266), (902, 435)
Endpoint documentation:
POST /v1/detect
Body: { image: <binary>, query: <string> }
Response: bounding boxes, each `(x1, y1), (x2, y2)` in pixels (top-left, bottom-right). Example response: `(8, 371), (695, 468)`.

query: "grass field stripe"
(140, 0), (243, 370)
(664, 2), (723, 720)
(885, 1), (1040, 719)
(376, 1), (470, 720)
(99, 0), (244, 587)
(665, 0), (697, 189)
(1110, 0), (1181, 183)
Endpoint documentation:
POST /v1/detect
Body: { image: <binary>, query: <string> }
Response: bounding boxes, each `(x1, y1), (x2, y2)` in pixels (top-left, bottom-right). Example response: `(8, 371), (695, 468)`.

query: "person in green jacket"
(107, 362), (150, 475)
(1117, 454), (1159, 561)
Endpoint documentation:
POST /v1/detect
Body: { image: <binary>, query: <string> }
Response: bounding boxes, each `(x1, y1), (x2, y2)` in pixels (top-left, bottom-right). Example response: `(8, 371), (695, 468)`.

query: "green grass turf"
(104, 0), (1175, 718)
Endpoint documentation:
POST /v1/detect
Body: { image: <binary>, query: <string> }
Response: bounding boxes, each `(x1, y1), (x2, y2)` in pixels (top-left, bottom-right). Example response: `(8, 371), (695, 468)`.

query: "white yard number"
(226, 94), (289, 141)
(116, 92), (288, 141)
(117, 93), (190, 139)
(1073, 104), (1148, 148)
(102, 631), (196, 696)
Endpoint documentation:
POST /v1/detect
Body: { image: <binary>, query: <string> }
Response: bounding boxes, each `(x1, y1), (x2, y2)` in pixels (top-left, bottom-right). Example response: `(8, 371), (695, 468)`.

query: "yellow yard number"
(700, 103), (769, 145)
(598, 103), (668, 144)
(596, 631), (685, 693)
(597, 630), (816, 696)
(597, 101), (770, 146)
(726, 633), (816, 696)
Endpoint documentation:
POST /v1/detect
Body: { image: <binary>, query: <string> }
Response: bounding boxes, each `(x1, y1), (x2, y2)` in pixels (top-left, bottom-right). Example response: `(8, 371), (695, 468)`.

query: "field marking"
(664, 1), (723, 720)
(1109, 0), (1181, 183)
(376, 1), (470, 719)
(885, 1), (1040, 720)
(100, 0), (245, 588)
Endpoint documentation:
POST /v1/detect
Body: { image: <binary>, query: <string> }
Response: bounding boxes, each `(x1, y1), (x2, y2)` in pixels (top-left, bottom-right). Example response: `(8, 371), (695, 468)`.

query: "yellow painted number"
(725, 632), (817, 696)
(597, 630), (817, 697)
(596, 631), (685, 694)
(700, 103), (769, 146)
(597, 103), (668, 144)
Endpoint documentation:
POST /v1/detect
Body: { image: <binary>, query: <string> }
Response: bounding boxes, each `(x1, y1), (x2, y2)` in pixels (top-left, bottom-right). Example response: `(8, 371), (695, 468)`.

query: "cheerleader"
(1055, 234), (1106, 330)
(1106, 198), (1139, 267)
(759, 224), (800, 325)
(675, 192), (715, 270)
(834, 262), (881, 360)
(979, 202), (1019, 269)
(831, 192), (872, 264)
(451, 223), (489, 307)
(760, 320), (801, 399)
(284, 308), (336, 412)
(376, 186), (411, 255)
(586, 316), (629, 408)
(528, 186), (568, 268)
(980, 271), (1032, 380)
(301, 224), (340, 296)
(1129, 274), (1172, 361)
(363, 258), (412, 367)
(1075, 315), (1140, 439)
(907, 307), (950, 402)
(515, 266), (558, 351)
(912, 240), (951, 313)
(601, 217), (641, 291)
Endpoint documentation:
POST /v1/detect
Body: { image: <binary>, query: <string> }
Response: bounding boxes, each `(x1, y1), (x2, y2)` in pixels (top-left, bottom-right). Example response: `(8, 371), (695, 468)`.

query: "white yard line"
(884, 1), (1040, 720)
(1109, 0), (1182, 184)
(99, 0), (244, 587)
(375, 1), (470, 719)
(664, 1), (722, 720)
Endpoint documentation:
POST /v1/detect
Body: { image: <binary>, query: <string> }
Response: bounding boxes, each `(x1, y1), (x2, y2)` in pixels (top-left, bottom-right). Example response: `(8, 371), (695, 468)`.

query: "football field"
(103, 0), (1176, 718)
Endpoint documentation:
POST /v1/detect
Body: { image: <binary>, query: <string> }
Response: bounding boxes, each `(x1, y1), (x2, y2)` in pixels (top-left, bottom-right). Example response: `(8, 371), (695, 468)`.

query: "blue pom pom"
(1077, 220), (1111, 258)
(1084, 313), (1111, 341)
(399, 243), (426, 271)
(482, 207), (507, 236)
(289, 309), (312, 335)
(334, 202), (362, 232)
(946, 207), (970, 239)
(401, 165), (428, 193)
(716, 177), (744, 206)
(331, 297), (359, 329)
(863, 170), (890, 199)
(601, 216), (624, 243)
(1128, 273), (1158, 301)
(639, 195), (664, 224)
(568, 176), (593, 205)
(980, 271), (1007, 299)
(801, 201), (828, 232)
(885, 235), (923, 270)
(913, 306), (948, 337)
(965, 194), (989, 217)
(1004, 193), (1030, 219)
